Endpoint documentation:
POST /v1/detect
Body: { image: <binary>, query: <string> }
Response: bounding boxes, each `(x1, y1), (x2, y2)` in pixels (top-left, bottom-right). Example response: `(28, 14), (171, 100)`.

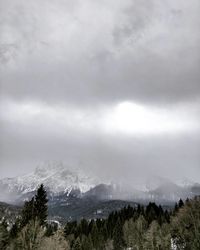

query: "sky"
(0, 0), (200, 184)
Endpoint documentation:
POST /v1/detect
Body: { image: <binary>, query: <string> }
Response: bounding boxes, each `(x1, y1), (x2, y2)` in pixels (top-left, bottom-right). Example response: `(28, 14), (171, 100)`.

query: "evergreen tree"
(171, 196), (200, 250)
(174, 202), (179, 214)
(64, 221), (77, 237)
(9, 218), (20, 239)
(19, 184), (48, 230)
(34, 184), (48, 225)
(178, 199), (184, 208)
(6, 195), (198, 250)
(144, 221), (170, 250)
(0, 220), (9, 250)
(98, 231), (106, 250)
(81, 234), (93, 250)
(20, 197), (35, 228)
(164, 210), (170, 224)
(113, 218), (125, 250)
(123, 215), (147, 249)
(161, 223), (171, 250)
(91, 222), (99, 249)
(101, 222), (108, 241)
(72, 237), (81, 250)
(79, 218), (88, 236)
(107, 212), (115, 238)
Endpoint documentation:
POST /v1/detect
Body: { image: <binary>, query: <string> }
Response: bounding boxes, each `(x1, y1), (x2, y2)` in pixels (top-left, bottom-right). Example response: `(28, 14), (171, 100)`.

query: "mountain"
(0, 163), (200, 221)
(0, 162), (100, 203)
(148, 181), (187, 202)
(0, 164), (200, 204)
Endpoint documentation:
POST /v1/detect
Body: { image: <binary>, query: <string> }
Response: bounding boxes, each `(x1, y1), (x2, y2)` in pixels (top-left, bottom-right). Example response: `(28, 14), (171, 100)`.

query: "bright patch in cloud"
(0, 100), (198, 136)
(104, 101), (198, 135)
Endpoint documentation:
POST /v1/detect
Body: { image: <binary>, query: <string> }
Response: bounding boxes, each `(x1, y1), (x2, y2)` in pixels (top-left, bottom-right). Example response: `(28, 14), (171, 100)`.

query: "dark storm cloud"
(0, 0), (200, 182)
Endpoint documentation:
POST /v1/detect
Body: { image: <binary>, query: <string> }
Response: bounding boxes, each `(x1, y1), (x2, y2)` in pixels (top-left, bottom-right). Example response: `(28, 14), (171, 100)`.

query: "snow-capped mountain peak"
(0, 162), (100, 197)
(1, 163), (200, 205)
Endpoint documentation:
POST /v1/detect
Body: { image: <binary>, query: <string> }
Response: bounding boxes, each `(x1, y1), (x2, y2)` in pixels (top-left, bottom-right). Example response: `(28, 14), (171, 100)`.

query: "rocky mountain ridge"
(0, 163), (200, 206)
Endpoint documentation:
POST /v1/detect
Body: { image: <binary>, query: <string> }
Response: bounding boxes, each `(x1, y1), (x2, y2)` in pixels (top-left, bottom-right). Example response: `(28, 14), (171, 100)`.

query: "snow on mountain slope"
(1, 163), (199, 205)
(0, 162), (100, 196)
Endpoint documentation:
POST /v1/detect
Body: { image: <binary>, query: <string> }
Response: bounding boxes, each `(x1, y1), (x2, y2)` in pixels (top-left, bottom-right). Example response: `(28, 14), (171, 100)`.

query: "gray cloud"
(1, 116), (200, 183)
(0, 0), (199, 105)
(0, 0), (199, 183)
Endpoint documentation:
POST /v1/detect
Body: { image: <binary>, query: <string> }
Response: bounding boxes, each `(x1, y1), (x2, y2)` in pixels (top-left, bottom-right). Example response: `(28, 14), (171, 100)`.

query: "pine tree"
(113, 218), (124, 250)
(64, 221), (77, 237)
(34, 184), (48, 225)
(101, 222), (108, 241)
(91, 222), (99, 249)
(161, 223), (171, 249)
(123, 215), (147, 249)
(164, 210), (170, 223)
(20, 197), (35, 228)
(81, 234), (93, 250)
(20, 184), (48, 228)
(72, 237), (81, 250)
(80, 218), (88, 236)
(171, 196), (200, 250)
(0, 220), (9, 250)
(9, 219), (20, 239)
(98, 231), (106, 250)
(178, 199), (184, 208)
(144, 221), (171, 250)
(174, 202), (179, 213)
(107, 213), (115, 238)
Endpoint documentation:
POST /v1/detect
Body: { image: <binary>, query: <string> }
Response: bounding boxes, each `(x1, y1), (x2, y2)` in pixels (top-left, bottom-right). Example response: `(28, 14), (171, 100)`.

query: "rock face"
(0, 162), (100, 203)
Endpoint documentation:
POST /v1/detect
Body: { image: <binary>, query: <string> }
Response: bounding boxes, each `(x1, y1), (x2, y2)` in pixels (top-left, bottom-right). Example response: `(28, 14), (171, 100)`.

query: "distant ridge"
(0, 162), (200, 206)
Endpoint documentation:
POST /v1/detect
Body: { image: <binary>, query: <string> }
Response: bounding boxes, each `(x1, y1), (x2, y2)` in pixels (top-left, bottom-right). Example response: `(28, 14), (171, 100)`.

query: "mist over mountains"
(0, 0), (200, 185)
(0, 1), (199, 248)
(1, 162), (199, 208)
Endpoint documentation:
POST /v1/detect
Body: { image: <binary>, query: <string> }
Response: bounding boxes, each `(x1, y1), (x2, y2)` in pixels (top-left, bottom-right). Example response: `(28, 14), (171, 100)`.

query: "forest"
(0, 184), (200, 250)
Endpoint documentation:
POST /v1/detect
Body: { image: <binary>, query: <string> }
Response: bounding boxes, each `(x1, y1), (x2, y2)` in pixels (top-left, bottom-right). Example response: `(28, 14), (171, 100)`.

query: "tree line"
(0, 184), (200, 249)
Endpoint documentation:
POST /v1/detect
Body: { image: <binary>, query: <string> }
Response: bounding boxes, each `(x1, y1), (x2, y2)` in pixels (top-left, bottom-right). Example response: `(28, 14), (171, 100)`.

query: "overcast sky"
(0, 0), (200, 184)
